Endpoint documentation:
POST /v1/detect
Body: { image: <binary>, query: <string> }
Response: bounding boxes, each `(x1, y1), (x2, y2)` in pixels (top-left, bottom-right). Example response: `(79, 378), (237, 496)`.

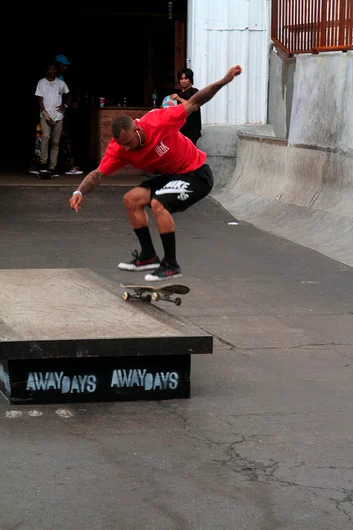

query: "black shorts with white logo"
(137, 164), (214, 214)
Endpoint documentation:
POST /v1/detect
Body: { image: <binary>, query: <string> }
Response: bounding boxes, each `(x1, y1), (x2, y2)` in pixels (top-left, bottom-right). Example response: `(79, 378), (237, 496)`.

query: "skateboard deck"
(120, 283), (190, 306)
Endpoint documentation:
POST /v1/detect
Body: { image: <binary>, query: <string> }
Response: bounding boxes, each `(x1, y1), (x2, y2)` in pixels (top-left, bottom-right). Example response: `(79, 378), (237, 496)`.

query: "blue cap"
(55, 54), (70, 65)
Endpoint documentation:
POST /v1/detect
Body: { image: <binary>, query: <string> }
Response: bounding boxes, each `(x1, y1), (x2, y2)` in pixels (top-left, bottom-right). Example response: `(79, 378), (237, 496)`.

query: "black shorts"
(137, 164), (214, 214)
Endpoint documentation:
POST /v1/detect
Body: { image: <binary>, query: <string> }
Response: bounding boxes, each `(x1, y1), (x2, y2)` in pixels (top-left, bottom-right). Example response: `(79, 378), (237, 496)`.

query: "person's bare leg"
(150, 198), (175, 233)
(123, 187), (151, 229)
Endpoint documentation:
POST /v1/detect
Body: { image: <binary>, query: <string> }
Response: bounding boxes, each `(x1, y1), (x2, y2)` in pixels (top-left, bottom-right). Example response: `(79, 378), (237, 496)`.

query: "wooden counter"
(91, 107), (151, 164)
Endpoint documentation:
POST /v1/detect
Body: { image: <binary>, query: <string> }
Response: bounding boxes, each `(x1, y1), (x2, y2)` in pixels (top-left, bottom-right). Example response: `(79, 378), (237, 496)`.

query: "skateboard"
(120, 283), (190, 306)
(28, 122), (42, 175)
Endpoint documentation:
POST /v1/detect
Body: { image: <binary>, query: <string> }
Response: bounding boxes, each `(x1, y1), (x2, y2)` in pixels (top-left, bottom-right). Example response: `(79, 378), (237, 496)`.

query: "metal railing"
(272, 0), (353, 55)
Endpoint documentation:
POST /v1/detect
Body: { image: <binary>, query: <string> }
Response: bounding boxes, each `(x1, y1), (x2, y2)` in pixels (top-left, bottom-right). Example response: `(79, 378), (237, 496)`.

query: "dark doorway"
(1, 3), (187, 173)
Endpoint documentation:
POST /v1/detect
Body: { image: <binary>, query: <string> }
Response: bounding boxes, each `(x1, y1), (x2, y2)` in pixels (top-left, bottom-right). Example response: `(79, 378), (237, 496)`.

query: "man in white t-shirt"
(35, 62), (71, 176)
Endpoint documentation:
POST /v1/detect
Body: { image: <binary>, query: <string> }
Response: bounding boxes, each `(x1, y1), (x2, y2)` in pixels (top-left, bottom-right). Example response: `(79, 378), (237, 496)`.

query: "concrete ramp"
(213, 135), (353, 267)
(211, 51), (353, 268)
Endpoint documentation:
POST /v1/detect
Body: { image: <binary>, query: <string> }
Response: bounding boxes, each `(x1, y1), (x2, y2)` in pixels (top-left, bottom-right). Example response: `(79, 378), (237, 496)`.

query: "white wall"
(187, 0), (270, 125)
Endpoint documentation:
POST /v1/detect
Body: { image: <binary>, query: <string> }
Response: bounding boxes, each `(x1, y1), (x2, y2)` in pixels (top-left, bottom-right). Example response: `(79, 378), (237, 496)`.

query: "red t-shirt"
(98, 105), (207, 176)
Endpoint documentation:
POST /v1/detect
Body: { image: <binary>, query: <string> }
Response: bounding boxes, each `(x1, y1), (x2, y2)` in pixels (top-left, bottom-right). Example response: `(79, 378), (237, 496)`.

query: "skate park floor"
(1, 185), (353, 530)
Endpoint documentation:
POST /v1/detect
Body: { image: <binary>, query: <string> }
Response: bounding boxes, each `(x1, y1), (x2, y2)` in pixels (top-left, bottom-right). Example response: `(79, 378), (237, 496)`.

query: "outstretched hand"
(223, 65), (242, 84)
(70, 194), (82, 212)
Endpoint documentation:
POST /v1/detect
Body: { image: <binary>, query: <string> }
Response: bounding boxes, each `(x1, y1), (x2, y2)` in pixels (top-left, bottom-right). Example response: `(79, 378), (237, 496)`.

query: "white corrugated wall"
(187, 0), (270, 125)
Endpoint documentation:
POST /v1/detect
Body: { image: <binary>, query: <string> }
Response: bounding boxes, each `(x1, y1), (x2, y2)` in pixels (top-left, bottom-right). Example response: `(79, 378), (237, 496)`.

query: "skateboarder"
(69, 65), (242, 281)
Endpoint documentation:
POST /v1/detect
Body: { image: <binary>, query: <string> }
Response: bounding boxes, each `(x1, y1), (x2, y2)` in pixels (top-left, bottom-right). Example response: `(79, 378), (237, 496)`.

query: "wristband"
(72, 190), (82, 197)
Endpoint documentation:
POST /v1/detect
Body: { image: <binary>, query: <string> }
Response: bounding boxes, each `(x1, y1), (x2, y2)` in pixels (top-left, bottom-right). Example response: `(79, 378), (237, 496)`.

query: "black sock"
(134, 227), (156, 257)
(160, 232), (177, 265)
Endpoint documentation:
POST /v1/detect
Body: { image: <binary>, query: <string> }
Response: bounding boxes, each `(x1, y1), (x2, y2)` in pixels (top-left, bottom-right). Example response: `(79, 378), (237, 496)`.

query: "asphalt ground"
(1, 185), (353, 529)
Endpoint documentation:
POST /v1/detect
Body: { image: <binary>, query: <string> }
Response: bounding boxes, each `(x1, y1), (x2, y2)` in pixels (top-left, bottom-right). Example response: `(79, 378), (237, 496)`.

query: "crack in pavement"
(218, 438), (353, 523)
(157, 405), (353, 523)
(335, 491), (353, 523)
(218, 437), (279, 482)
(187, 322), (249, 355)
(188, 319), (353, 352)
(158, 386), (353, 523)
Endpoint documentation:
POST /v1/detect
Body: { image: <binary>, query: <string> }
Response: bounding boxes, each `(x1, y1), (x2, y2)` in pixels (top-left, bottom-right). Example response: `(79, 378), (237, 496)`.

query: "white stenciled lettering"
(110, 369), (147, 388)
(118, 370), (132, 387)
(54, 372), (64, 388)
(111, 370), (119, 388)
(61, 376), (71, 394)
(130, 370), (140, 387)
(87, 375), (97, 393)
(111, 369), (132, 388)
(138, 369), (147, 386)
(25, 372), (97, 394)
(0, 363), (11, 393)
(70, 375), (80, 394)
(34, 372), (50, 390)
(144, 372), (154, 391)
(110, 369), (180, 391)
(78, 375), (88, 392)
(160, 372), (169, 387)
(153, 373), (162, 390)
(169, 372), (179, 389)
(46, 372), (57, 390)
(26, 372), (36, 391)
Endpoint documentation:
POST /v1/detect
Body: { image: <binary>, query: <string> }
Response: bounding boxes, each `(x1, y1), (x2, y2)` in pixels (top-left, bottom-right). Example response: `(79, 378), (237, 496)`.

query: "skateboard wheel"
(152, 292), (160, 301)
(175, 297), (182, 306)
(145, 295), (152, 303)
(123, 292), (130, 301)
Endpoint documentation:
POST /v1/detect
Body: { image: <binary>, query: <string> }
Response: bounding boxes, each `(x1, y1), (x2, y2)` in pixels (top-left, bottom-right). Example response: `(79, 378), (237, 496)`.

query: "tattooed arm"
(69, 168), (106, 212)
(77, 168), (105, 195)
(69, 140), (124, 212)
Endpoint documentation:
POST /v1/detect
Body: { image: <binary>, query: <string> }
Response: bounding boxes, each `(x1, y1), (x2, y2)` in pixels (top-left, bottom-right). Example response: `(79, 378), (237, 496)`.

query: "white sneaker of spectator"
(65, 167), (83, 175)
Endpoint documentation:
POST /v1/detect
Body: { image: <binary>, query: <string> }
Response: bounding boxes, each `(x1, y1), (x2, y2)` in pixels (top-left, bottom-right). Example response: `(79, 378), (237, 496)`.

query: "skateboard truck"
(152, 291), (182, 306)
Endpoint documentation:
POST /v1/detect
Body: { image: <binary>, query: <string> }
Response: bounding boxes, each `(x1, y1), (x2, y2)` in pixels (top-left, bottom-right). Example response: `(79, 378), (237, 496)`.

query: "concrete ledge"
(0, 269), (212, 404)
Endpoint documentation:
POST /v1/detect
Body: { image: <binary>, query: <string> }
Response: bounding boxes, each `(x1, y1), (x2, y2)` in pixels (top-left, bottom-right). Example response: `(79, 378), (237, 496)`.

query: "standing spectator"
(35, 62), (71, 177)
(170, 68), (202, 145)
(55, 54), (83, 175)
(55, 53), (70, 81)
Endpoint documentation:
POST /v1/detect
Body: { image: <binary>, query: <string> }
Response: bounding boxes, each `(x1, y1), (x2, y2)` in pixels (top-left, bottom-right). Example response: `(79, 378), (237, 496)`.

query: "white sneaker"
(118, 250), (161, 271)
(144, 259), (182, 281)
(65, 167), (83, 175)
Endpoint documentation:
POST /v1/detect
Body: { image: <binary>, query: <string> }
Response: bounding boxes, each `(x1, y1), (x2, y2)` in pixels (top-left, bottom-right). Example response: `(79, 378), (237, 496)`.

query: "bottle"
(152, 90), (158, 108)
(123, 97), (127, 107)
